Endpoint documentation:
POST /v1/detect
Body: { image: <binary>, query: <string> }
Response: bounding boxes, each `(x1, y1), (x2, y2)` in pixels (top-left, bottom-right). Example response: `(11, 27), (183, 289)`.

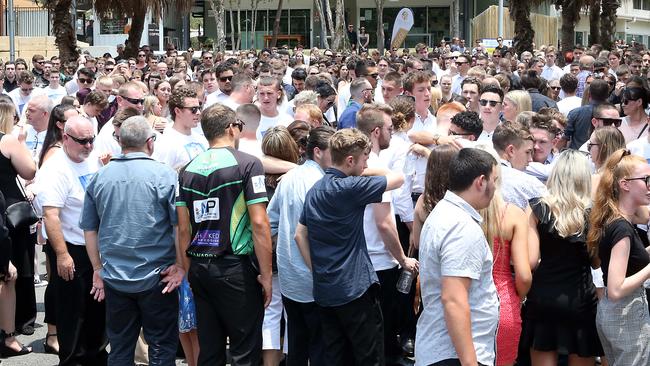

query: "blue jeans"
(104, 281), (179, 366)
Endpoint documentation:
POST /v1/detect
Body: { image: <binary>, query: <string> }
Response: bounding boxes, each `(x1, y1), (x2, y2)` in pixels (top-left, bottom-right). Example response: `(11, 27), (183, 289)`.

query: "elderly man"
(37, 116), (107, 366)
(79, 116), (184, 365)
(20, 95), (53, 158)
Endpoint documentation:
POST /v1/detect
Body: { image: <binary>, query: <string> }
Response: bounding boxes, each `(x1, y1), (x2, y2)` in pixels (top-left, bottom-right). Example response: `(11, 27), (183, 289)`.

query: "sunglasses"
(622, 98), (639, 105)
(551, 86), (561, 91)
(597, 117), (622, 127)
(219, 76), (233, 82)
(625, 175), (650, 187)
(181, 106), (202, 114)
(368, 73), (379, 79)
(122, 96), (145, 105)
(67, 133), (95, 145)
(105, 67), (114, 72)
(78, 77), (93, 84)
(431, 80), (439, 86)
(479, 99), (501, 107)
(230, 119), (245, 131)
(36, 61), (44, 64)
(138, 54), (146, 57)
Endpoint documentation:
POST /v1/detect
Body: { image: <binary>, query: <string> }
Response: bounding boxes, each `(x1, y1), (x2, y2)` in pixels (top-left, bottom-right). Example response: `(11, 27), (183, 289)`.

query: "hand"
(17, 125), (26, 144)
(57, 252), (75, 281)
(400, 257), (419, 274)
(257, 273), (272, 308)
(409, 143), (431, 158)
(7, 262), (17, 281)
(436, 135), (464, 150)
(99, 153), (112, 166)
(160, 264), (185, 293)
(90, 270), (104, 302)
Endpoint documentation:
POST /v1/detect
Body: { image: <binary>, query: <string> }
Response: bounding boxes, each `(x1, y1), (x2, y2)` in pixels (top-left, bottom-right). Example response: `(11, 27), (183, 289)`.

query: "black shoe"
(401, 337), (415, 357)
(0, 331), (32, 358)
(43, 333), (58, 355)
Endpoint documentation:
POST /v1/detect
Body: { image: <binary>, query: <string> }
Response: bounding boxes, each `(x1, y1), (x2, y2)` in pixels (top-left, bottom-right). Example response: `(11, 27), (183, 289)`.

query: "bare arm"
(249, 203), (273, 307)
(412, 197), (426, 250)
(607, 237), (650, 300)
(176, 206), (192, 272)
(509, 205), (532, 298)
(373, 202), (418, 272)
(84, 230), (105, 301)
(294, 223), (311, 270)
(261, 156), (298, 174)
(43, 206), (75, 281)
(527, 206), (541, 271)
(3, 135), (36, 180)
(441, 276), (477, 365)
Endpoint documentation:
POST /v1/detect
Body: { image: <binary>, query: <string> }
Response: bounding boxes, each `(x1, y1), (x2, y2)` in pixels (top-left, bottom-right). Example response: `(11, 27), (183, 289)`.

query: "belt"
(189, 254), (247, 264)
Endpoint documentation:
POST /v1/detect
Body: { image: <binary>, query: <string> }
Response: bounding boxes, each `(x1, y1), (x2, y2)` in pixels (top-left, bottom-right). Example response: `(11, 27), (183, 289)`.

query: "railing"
(3, 7), (51, 37)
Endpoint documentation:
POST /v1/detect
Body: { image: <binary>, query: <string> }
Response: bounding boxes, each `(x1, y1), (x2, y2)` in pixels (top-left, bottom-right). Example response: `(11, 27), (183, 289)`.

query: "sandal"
(43, 333), (58, 355)
(0, 330), (32, 357)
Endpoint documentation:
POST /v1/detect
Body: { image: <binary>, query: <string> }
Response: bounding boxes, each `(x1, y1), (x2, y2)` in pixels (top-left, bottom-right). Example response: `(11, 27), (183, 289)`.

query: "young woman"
(153, 80), (172, 118)
(588, 126), (626, 197)
(588, 149), (650, 365)
(143, 95), (169, 134)
(619, 87), (649, 143)
(525, 150), (603, 366)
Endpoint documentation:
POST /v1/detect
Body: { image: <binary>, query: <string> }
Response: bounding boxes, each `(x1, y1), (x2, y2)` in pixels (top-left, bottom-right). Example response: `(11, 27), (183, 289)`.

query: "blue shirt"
(565, 103), (596, 150)
(337, 100), (362, 130)
(299, 168), (386, 306)
(267, 160), (324, 302)
(79, 152), (178, 293)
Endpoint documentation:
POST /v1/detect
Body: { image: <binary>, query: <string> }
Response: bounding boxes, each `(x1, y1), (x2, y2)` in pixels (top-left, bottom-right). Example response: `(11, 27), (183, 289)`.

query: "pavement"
(1, 250), (188, 366)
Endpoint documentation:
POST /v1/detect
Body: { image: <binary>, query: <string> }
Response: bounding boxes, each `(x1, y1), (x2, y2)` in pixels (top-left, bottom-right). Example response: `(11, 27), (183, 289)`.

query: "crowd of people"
(0, 34), (649, 366)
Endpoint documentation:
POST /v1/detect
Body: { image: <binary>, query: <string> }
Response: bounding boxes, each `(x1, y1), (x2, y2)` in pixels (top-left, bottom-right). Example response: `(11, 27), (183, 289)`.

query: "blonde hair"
(329, 128), (371, 165)
(0, 101), (16, 134)
(475, 143), (503, 253)
(295, 104), (324, 127)
(143, 95), (160, 118)
(588, 149), (647, 262)
(592, 126), (625, 168)
(430, 87), (442, 114)
(505, 90), (532, 119)
(541, 149), (592, 238)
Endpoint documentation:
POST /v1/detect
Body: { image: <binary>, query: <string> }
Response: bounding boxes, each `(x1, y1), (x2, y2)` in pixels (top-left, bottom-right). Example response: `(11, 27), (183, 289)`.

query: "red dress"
(492, 237), (521, 365)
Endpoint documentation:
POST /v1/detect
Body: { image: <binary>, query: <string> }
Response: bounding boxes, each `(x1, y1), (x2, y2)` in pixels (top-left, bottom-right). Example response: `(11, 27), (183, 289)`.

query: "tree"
(92, 0), (194, 58)
(270, 0), (283, 47)
(207, 0), (226, 51)
(323, 0), (335, 49)
(589, 0), (601, 45)
(250, 0), (261, 48)
(313, 0), (329, 48)
(375, 0), (385, 54)
(555, 0), (587, 51)
(45, 0), (79, 63)
(331, 0), (348, 51)
(510, 0), (544, 55)
(600, 0), (619, 50)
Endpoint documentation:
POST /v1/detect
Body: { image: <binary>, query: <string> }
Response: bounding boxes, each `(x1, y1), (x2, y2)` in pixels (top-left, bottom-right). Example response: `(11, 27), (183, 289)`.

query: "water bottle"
(396, 268), (414, 294)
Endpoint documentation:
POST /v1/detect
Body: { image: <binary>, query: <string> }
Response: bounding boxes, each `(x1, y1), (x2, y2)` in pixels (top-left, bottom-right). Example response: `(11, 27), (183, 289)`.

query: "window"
(359, 6), (450, 48)
(633, 0), (650, 10)
(99, 14), (128, 35)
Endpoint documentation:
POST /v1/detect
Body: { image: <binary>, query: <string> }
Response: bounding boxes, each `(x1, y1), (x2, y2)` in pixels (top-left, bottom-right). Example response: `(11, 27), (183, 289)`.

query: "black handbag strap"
(14, 173), (37, 214)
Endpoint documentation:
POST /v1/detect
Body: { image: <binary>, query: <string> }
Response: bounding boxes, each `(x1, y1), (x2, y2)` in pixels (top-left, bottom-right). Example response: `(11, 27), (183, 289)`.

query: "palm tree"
(589, 0), (601, 45)
(600, 0), (619, 50)
(375, 0), (385, 53)
(510, 0), (543, 54)
(331, 0), (348, 51)
(42, 0), (78, 63)
(93, 0), (194, 57)
(556, 0), (587, 51)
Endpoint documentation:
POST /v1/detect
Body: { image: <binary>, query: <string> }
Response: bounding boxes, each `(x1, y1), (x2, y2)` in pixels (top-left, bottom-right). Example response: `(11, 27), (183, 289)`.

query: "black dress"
(521, 198), (603, 357)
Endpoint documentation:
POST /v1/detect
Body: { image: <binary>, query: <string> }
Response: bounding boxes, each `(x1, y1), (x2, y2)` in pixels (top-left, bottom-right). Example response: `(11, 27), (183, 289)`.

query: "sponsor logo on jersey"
(193, 198), (219, 223)
(192, 230), (221, 247)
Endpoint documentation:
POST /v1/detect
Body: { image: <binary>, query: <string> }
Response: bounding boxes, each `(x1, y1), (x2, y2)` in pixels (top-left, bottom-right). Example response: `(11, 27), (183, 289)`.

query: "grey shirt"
(79, 152), (178, 293)
(415, 191), (499, 366)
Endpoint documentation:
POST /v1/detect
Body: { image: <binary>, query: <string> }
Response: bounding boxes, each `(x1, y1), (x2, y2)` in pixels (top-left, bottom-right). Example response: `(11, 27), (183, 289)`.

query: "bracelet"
(433, 133), (441, 145)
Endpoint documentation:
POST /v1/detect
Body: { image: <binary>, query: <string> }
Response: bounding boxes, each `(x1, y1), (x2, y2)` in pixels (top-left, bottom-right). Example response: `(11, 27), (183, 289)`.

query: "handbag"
(5, 177), (38, 231)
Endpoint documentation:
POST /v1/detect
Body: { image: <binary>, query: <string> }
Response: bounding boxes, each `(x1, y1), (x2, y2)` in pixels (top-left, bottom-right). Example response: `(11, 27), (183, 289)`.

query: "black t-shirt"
(600, 217), (650, 286)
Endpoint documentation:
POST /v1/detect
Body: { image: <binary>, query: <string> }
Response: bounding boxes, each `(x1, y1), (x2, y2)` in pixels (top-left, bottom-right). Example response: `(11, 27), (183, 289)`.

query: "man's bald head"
(579, 55), (595, 71)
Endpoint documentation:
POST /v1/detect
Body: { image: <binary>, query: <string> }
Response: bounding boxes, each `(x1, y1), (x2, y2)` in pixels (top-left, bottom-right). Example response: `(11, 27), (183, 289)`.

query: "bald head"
(579, 55), (595, 71)
(64, 115), (93, 134)
(482, 77), (501, 89)
(63, 115), (94, 162)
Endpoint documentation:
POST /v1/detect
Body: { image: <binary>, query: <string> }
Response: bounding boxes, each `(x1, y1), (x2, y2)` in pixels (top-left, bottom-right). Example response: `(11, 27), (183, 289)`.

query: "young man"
(448, 110), (483, 144)
(255, 76), (292, 140)
(204, 64), (234, 108)
(477, 85), (504, 142)
(416, 148), (499, 366)
(380, 71), (403, 104)
(9, 71), (40, 115)
(4, 62), (18, 93)
(43, 69), (67, 105)
(461, 77), (482, 113)
(338, 78), (374, 130)
(295, 128), (410, 365)
(557, 73), (581, 117)
(267, 127), (335, 366)
(177, 103), (273, 365)
(541, 46), (564, 82)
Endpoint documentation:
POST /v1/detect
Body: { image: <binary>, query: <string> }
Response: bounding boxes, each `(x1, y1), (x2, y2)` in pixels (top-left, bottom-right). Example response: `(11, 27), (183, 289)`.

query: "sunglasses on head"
(479, 99), (501, 107)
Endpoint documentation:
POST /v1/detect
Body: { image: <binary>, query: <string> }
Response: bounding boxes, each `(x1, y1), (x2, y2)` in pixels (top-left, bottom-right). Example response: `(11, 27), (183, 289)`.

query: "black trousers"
(55, 243), (108, 366)
(104, 282), (179, 366)
(319, 284), (384, 365)
(376, 266), (402, 359)
(44, 243), (58, 325)
(10, 225), (36, 332)
(188, 256), (264, 366)
(430, 359), (488, 366)
(281, 296), (325, 366)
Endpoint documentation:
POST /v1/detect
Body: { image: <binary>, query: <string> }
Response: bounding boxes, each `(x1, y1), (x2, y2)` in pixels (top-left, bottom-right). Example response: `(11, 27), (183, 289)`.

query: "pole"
(8, 0), (15, 61)
(497, 0), (504, 39)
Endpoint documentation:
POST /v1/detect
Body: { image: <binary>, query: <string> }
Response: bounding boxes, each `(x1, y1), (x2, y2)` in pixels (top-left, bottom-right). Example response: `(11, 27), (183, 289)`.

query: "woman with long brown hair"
(588, 149), (650, 365)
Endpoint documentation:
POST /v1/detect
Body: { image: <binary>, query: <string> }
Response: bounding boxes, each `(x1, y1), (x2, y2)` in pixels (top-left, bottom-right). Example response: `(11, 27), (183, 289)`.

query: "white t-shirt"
(157, 126), (208, 170)
(94, 120), (121, 157)
(35, 149), (100, 245)
(239, 137), (263, 158)
(557, 96), (582, 117)
(408, 111), (437, 193)
(8, 88), (44, 115)
(204, 89), (229, 109)
(256, 112), (292, 140)
(222, 98), (241, 112)
(628, 136), (650, 163)
(619, 116), (649, 144)
(12, 124), (46, 162)
(42, 85), (67, 105)
(363, 152), (399, 271)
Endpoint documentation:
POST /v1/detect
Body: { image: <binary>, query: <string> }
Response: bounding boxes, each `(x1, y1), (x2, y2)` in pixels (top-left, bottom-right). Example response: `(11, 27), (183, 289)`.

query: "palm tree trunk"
(375, 0), (385, 54)
(126, 3), (147, 58)
(600, 0), (618, 50)
(510, 0), (535, 55)
(229, 1), (235, 50)
(589, 0), (600, 45)
(236, 6), (242, 50)
(314, 0), (329, 48)
(270, 0), (283, 47)
(559, 0), (582, 51)
(323, 0), (335, 49)
(50, 0), (78, 63)
(332, 0), (347, 50)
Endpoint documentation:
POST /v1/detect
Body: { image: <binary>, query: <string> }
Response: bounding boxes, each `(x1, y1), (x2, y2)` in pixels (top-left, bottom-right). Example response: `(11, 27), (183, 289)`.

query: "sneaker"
(34, 276), (48, 287)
